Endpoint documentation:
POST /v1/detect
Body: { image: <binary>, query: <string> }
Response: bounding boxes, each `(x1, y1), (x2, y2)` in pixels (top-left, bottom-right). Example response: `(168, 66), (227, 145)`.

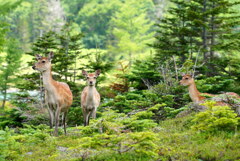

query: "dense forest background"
(1, 0), (240, 160)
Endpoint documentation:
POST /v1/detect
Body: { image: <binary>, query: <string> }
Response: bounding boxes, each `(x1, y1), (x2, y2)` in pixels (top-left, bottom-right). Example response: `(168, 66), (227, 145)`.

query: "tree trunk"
(1, 74), (9, 108)
(202, 0), (208, 61)
(207, 1), (216, 76)
(73, 52), (78, 83)
(129, 51), (132, 66)
(1, 88), (7, 108)
(210, 2), (215, 61)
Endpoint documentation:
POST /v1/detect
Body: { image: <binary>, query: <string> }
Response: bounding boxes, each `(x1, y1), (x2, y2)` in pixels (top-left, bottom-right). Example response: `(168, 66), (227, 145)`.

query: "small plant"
(191, 101), (239, 133)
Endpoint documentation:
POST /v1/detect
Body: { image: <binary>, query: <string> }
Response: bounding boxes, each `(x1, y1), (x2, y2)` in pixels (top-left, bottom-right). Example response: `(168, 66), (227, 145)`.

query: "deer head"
(180, 74), (195, 86)
(32, 52), (54, 72)
(82, 69), (101, 86)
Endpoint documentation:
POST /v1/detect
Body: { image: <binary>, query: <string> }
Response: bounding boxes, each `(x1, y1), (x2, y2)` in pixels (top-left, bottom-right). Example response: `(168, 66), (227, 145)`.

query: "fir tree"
(57, 23), (83, 82)
(0, 39), (22, 107)
(189, 0), (240, 75)
(152, 0), (240, 75)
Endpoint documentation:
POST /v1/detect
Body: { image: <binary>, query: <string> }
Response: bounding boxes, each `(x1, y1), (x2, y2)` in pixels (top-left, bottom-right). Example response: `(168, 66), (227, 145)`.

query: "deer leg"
(48, 105), (54, 129)
(85, 111), (90, 126)
(82, 108), (87, 126)
(84, 110), (91, 126)
(54, 105), (61, 136)
(87, 110), (93, 126)
(61, 113), (64, 127)
(91, 108), (97, 119)
(63, 111), (68, 135)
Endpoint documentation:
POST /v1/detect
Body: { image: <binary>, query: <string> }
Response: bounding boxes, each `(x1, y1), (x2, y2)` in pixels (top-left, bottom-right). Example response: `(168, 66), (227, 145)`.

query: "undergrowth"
(1, 103), (240, 161)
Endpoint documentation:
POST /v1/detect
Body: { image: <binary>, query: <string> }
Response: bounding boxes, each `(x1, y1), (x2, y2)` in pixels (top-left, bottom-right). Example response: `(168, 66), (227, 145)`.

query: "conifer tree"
(57, 23), (83, 82)
(152, 0), (240, 75)
(188, 0), (240, 74)
(0, 39), (22, 107)
(152, 0), (199, 62)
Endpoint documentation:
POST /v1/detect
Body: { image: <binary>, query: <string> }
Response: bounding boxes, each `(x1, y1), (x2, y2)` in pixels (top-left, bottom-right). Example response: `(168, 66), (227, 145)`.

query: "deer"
(32, 52), (73, 136)
(81, 69), (101, 126)
(180, 74), (240, 115)
(180, 74), (209, 103)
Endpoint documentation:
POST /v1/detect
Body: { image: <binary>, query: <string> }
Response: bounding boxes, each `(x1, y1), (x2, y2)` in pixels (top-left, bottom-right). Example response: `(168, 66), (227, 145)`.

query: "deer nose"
(32, 66), (36, 70)
(89, 81), (93, 85)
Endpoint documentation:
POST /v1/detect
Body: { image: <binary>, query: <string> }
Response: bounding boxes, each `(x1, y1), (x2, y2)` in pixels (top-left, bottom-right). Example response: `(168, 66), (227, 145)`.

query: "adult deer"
(180, 74), (239, 103)
(32, 52), (73, 136)
(81, 69), (101, 126)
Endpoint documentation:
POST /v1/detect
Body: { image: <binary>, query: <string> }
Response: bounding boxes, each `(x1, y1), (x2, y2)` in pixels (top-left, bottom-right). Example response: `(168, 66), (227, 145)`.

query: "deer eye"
(87, 77), (89, 79)
(42, 60), (45, 63)
(185, 78), (188, 80)
(94, 77), (96, 79)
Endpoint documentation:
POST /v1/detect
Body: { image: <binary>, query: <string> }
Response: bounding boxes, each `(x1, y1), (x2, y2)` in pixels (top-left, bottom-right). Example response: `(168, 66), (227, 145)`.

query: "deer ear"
(48, 52), (54, 61)
(181, 73), (185, 77)
(95, 69), (101, 77)
(35, 54), (42, 60)
(82, 70), (88, 77)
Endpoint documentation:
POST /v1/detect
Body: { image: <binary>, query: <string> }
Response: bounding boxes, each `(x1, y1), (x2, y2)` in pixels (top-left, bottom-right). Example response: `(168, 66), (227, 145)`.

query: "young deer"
(32, 52), (73, 136)
(180, 74), (239, 103)
(81, 69), (101, 126)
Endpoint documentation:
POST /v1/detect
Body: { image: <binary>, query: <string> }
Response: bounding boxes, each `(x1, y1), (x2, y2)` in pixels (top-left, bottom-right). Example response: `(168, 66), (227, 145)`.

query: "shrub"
(67, 107), (83, 126)
(0, 107), (25, 129)
(191, 101), (239, 133)
(101, 91), (157, 113)
(150, 82), (190, 108)
(127, 56), (160, 90)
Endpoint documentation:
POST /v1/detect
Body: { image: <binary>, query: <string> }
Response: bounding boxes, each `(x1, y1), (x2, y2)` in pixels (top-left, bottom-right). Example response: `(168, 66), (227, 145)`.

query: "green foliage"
(67, 107), (83, 127)
(163, 106), (187, 118)
(191, 101), (239, 133)
(127, 56), (160, 90)
(9, 92), (49, 126)
(1, 109), (240, 160)
(150, 81), (189, 108)
(109, 61), (130, 93)
(0, 107), (25, 129)
(0, 0), (22, 51)
(101, 91), (159, 113)
(152, 0), (240, 77)
(101, 89), (186, 123)
(108, 0), (154, 62)
(196, 75), (238, 93)
(75, 0), (122, 48)
(75, 110), (157, 136)
(0, 38), (22, 107)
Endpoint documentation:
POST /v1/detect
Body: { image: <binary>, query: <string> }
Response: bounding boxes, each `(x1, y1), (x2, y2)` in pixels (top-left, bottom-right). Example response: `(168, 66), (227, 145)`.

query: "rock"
(26, 152), (33, 155)
(57, 146), (68, 152)
(189, 103), (207, 112)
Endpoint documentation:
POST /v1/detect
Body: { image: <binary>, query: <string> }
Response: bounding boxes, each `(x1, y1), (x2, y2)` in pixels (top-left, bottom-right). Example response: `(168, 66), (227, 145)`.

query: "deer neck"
(41, 69), (55, 91)
(188, 82), (201, 102)
(86, 86), (95, 102)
